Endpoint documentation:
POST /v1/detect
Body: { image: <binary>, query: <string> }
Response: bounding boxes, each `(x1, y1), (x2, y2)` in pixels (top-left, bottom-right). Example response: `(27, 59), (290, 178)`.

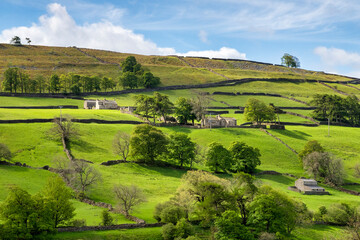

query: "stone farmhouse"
(294, 179), (329, 195)
(84, 99), (119, 110)
(204, 115), (237, 128)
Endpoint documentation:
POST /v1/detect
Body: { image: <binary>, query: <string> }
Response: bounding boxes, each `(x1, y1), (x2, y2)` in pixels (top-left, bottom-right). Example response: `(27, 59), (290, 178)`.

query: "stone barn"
(84, 99), (118, 110)
(294, 179), (329, 195)
(204, 115), (237, 128)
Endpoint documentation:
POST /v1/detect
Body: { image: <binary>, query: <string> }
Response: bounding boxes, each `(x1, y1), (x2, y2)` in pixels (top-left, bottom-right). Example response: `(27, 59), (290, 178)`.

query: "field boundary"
(57, 223), (163, 232)
(0, 119), (142, 124)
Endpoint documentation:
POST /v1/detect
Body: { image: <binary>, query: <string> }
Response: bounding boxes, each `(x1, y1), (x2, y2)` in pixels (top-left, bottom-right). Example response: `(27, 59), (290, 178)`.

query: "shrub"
(326, 203), (355, 225)
(160, 205), (187, 224)
(258, 232), (276, 240)
(70, 219), (86, 227)
(175, 218), (194, 239)
(162, 223), (176, 240)
(101, 210), (113, 226)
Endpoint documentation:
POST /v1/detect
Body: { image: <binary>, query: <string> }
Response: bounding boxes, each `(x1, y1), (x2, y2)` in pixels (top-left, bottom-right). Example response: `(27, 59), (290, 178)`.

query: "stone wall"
(0, 105), (78, 109)
(0, 118), (142, 124)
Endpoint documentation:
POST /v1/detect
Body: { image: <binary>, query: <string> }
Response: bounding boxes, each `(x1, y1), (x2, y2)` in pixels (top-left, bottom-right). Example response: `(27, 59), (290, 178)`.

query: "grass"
(0, 108), (141, 121)
(268, 125), (360, 182)
(0, 96), (84, 108)
(291, 224), (349, 240)
(53, 227), (162, 240)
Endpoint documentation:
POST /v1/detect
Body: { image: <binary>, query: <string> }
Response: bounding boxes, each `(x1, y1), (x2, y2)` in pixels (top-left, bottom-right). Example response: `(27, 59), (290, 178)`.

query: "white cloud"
(314, 47), (360, 67)
(314, 46), (360, 77)
(198, 30), (208, 43)
(0, 3), (246, 60)
(180, 47), (246, 59)
(0, 3), (176, 55)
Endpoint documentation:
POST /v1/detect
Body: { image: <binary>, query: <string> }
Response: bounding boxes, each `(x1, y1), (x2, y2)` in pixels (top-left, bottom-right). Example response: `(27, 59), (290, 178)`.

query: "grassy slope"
(0, 44), (356, 89)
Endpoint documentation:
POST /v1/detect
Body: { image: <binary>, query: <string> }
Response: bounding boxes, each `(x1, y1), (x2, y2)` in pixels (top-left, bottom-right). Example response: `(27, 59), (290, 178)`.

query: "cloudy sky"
(1, 0), (360, 77)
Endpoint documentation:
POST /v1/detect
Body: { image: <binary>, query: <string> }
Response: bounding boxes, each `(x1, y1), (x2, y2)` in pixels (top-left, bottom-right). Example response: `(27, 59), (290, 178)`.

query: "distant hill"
(0, 43), (356, 88)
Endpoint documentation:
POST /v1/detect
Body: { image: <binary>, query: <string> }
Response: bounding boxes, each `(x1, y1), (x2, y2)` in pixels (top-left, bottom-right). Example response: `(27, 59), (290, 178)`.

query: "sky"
(1, 0), (360, 77)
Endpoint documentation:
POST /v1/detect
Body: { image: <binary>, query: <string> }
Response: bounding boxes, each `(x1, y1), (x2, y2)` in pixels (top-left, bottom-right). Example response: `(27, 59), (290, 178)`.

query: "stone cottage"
(204, 115), (237, 128)
(294, 179), (329, 195)
(84, 99), (118, 110)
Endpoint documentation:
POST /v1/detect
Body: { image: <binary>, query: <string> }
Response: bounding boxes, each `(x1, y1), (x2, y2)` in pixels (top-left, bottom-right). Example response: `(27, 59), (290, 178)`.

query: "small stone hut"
(294, 179), (329, 195)
(204, 115), (237, 128)
(84, 99), (118, 110)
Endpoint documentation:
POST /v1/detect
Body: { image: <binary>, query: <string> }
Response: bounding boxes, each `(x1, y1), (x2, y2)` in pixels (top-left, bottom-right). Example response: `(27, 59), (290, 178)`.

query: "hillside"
(0, 43), (357, 88)
(1, 44), (360, 239)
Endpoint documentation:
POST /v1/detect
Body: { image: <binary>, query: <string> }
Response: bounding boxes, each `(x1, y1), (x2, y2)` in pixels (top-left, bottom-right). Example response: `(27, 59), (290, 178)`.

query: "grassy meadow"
(1, 44), (360, 239)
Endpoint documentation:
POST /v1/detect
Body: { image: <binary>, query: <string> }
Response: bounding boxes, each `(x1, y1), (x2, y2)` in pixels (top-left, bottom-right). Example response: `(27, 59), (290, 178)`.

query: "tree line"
(113, 124), (261, 174)
(1, 56), (161, 94)
(311, 94), (360, 127)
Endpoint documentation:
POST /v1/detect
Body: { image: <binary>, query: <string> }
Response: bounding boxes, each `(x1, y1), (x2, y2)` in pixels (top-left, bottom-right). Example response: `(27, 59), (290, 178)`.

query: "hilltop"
(0, 43), (357, 88)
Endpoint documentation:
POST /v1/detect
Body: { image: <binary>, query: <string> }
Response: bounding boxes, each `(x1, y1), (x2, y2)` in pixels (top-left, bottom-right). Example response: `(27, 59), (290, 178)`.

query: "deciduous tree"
(175, 97), (196, 125)
(229, 141), (261, 173)
(130, 124), (168, 163)
(167, 133), (196, 167)
(112, 131), (131, 161)
(244, 98), (276, 124)
(206, 142), (231, 172)
(113, 184), (146, 216)
(281, 53), (300, 68)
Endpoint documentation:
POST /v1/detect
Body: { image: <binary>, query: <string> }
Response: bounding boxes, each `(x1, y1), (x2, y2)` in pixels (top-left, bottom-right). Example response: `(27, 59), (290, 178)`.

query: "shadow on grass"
(258, 174), (294, 186)
(69, 138), (106, 153)
(271, 129), (311, 140)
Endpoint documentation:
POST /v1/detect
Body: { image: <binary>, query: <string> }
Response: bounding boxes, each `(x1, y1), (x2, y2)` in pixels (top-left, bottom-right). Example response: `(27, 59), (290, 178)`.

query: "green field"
(1, 44), (360, 239)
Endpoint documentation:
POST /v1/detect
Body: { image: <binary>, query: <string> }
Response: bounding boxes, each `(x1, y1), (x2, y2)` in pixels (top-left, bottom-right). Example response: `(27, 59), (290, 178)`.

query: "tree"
(298, 140), (324, 161)
(101, 209), (113, 226)
(130, 124), (168, 163)
(249, 186), (300, 234)
(134, 95), (155, 121)
(71, 160), (102, 194)
(167, 133), (196, 167)
(49, 115), (79, 158)
(229, 141), (261, 173)
(25, 37), (31, 45)
(101, 77), (115, 92)
(0, 186), (55, 239)
(206, 142), (231, 172)
(159, 205), (187, 224)
(215, 210), (255, 240)
(49, 74), (60, 93)
(120, 72), (138, 89)
(244, 98), (276, 124)
(153, 92), (174, 123)
(10, 36), (21, 45)
(230, 172), (258, 225)
(113, 184), (146, 216)
(281, 53), (300, 68)
(121, 56), (142, 74)
(141, 71), (160, 88)
(3, 67), (20, 93)
(41, 176), (75, 228)
(190, 94), (209, 127)
(113, 131), (131, 161)
(175, 97), (196, 125)
(303, 151), (344, 186)
(0, 143), (12, 162)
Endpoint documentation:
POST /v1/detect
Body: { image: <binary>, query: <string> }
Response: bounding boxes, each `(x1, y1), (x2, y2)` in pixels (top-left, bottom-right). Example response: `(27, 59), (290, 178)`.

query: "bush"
(258, 232), (276, 240)
(326, 203), (355, 225)
(70, 219), (86, 227)
(215, 210), (254, 240)
(101, 209), (114, 226)
(175, 218), (194, 239)
(154, 201), (172, 222)
(162, 223), (176, 240)
(160, 205), (187, 224)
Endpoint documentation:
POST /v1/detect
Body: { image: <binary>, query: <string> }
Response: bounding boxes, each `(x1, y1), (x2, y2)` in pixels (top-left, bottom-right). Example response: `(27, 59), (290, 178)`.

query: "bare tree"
(72, 160), (102, 193)
(0, 143), (12, 162)
(49, 115), (79, 161)
(190, 93), (209, 128)
(52, 156), (75, 185)
(112, 131), (131, 161)
(113, 184), (146, 216)
(303, 152), (345, 186)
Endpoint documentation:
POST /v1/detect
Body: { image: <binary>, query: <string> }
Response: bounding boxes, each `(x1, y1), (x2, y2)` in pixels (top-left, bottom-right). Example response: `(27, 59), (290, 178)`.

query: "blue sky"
(1, 0), (360, 77)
